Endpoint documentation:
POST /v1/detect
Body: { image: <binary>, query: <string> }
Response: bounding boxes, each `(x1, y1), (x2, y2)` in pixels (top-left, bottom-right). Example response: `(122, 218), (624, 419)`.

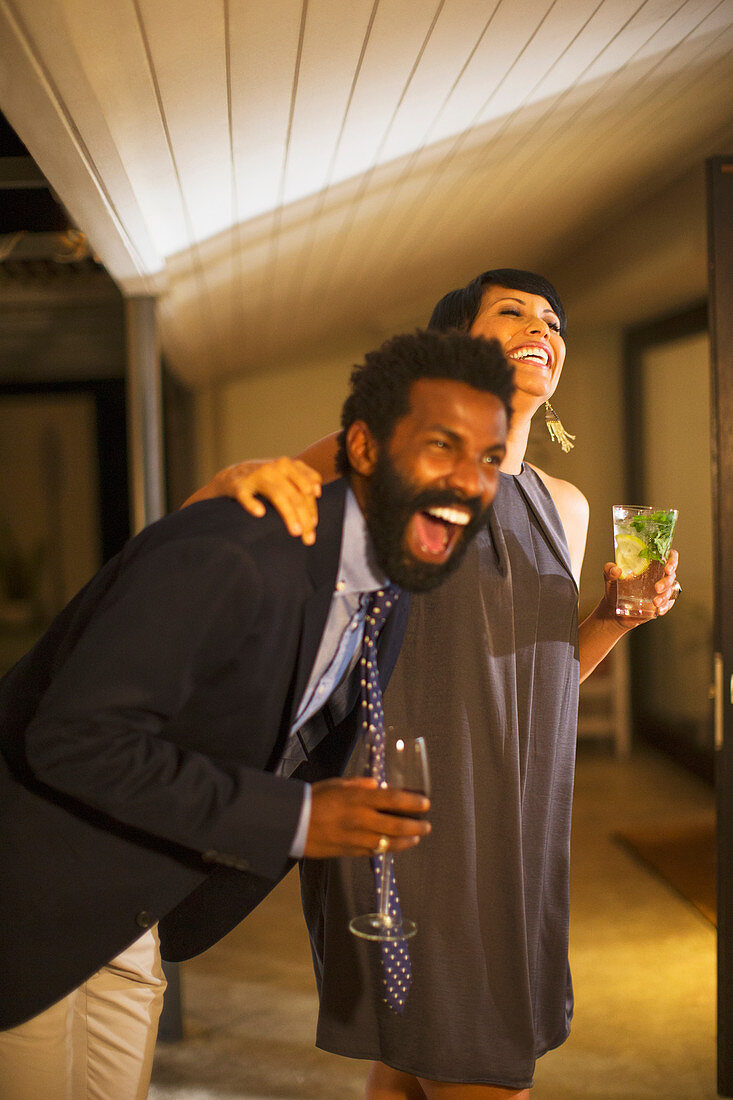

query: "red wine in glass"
(349, 732), (430, 942)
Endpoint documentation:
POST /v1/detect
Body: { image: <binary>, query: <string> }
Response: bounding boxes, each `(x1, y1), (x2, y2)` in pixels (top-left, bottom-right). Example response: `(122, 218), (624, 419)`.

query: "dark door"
(707, 154), (733, 1098)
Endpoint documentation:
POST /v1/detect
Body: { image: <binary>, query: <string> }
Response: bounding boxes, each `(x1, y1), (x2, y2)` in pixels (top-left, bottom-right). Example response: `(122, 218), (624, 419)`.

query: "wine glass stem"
(378, 854), (392, 924)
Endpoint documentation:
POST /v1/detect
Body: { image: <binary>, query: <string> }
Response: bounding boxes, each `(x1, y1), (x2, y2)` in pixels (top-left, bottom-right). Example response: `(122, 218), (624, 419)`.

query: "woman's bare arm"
(296, 432), (339, 481)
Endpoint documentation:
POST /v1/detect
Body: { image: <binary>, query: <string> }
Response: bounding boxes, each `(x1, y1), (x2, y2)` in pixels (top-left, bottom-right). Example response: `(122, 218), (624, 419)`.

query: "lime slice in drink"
(615, 533), (649, 578)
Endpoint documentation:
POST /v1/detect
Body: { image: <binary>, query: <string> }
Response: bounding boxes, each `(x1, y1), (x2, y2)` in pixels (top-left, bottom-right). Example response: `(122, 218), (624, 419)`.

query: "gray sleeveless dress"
(300, 466), (580, 1089)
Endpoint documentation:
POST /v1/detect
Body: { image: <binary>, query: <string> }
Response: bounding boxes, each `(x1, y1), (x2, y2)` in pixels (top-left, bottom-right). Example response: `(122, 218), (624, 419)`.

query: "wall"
(195, 341), (374, 483)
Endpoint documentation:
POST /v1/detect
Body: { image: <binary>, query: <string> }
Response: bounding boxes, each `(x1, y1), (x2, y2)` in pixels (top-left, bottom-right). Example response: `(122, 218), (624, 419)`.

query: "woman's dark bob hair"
(428, 268), (566, 339)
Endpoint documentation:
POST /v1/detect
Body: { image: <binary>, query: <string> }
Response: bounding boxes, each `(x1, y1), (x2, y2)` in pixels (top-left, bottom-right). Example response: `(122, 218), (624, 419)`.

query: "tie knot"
(364, 585), (400, 639)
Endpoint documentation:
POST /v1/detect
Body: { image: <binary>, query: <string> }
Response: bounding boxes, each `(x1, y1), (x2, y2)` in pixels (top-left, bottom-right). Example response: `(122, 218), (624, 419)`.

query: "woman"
(187, 269), (679, 1099)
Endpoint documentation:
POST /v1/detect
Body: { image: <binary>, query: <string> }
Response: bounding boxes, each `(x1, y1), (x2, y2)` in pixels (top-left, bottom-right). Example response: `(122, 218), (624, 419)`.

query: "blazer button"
(135, 910), (155, 929)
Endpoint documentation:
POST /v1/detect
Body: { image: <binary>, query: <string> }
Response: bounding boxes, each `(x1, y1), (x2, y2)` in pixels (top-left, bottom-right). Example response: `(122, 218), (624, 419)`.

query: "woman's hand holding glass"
(598, 546), (680, 626)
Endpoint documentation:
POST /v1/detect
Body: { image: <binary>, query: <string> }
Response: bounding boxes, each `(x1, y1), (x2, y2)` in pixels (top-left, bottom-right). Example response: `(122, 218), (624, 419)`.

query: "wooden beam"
(0, 155), (47, 188)
(125, 295), (165, 532)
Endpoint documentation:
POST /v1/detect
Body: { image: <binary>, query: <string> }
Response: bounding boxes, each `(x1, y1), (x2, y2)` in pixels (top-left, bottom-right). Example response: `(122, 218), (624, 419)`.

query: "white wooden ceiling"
(1, 0), (732, 385)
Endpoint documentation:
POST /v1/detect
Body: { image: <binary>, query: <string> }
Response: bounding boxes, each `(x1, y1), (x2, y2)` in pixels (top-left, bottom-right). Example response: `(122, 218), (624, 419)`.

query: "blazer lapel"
(287, 479), (348, 731)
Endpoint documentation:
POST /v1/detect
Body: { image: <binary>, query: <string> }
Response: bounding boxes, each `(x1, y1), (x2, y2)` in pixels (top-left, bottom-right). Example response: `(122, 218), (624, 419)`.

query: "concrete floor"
(150, 744), (717, 1100)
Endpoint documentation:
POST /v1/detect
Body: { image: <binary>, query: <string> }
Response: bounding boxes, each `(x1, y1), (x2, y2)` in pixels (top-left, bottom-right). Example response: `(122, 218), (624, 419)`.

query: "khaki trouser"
(0, 928), (166, 1100)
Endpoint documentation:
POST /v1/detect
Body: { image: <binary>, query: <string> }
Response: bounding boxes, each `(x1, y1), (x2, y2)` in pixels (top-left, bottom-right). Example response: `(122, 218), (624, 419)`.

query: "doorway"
(624, 303), (713, 782)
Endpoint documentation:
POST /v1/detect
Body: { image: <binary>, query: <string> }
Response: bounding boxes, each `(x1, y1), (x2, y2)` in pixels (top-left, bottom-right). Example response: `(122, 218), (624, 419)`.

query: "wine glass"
(348, 730), (430, 942)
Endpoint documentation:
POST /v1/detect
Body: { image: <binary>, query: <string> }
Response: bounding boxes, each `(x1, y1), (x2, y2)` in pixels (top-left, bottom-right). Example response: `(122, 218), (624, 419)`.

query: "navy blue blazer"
(0, 479), (408, 1029)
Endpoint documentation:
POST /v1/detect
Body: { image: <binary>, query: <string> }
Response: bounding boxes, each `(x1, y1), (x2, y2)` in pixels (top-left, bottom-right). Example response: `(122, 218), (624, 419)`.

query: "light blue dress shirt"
(280, 487), (388, 856)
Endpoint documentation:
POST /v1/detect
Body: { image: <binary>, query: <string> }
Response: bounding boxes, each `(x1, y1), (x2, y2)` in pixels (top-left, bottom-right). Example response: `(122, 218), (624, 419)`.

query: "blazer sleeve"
(23, 532), (306, 881)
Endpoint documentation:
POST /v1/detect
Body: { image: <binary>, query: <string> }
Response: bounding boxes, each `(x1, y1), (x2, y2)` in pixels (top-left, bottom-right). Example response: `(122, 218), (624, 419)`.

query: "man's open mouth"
(408, 504), (474, 563)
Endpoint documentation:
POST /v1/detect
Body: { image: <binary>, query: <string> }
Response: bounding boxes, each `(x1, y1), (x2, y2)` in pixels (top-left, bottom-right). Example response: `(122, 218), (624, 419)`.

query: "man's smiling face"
(358, 377), (508, 591)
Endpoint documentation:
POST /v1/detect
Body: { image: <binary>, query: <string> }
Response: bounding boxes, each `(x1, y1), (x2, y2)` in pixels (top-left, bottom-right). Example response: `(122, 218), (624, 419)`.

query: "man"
(0, 328), (513, 1099)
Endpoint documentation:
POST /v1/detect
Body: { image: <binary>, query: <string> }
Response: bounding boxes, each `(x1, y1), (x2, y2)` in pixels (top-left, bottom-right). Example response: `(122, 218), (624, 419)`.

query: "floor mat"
(614, 814), (716, 926)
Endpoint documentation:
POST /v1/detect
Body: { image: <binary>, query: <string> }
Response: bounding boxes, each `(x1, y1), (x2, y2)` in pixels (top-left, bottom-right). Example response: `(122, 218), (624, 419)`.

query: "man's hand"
(304, 777), (431, 859)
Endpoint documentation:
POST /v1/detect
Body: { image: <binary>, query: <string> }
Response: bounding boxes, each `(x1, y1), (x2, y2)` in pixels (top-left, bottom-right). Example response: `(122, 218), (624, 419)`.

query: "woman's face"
(469, 284), (566, 403)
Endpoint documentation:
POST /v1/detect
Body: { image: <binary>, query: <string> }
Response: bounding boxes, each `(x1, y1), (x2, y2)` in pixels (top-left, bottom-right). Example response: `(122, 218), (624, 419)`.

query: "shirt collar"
(334, 485), (389, 596)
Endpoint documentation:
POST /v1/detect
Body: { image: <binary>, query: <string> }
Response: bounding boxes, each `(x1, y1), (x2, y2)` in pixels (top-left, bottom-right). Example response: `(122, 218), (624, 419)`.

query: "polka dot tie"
(361, 586), (412, 1015)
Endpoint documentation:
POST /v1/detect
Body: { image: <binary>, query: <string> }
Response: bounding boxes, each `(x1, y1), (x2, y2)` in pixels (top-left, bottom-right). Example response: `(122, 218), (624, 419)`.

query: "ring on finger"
(376, 835), (389, 854)
(672, 581), (682, 600)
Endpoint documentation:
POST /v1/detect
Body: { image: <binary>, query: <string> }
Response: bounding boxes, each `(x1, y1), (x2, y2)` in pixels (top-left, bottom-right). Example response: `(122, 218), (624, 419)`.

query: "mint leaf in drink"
(649, 511), (676, 560)
(629, 511), (676, 563)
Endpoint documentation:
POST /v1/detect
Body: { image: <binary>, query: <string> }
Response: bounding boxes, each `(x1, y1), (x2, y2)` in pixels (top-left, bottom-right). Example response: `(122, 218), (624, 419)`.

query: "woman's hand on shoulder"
(181, 457), (322, 545)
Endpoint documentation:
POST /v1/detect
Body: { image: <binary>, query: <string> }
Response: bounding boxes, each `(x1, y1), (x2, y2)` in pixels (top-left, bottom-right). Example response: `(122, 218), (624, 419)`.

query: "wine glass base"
(349, 913), (417, 942)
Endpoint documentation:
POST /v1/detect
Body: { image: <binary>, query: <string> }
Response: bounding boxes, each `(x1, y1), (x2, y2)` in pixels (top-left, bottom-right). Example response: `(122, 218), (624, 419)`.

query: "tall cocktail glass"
(612, 505), (678, 619)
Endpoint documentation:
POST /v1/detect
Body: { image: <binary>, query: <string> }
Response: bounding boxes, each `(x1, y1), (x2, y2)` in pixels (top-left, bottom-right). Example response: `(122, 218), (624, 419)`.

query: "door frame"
(0, 378), (130, 562)
(707, 154), (733, 1099)
(623, 301), (711, 782)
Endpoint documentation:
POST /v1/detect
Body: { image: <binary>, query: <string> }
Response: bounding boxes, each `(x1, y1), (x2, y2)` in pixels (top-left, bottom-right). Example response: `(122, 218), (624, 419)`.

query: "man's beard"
(363, 451), (491, 592)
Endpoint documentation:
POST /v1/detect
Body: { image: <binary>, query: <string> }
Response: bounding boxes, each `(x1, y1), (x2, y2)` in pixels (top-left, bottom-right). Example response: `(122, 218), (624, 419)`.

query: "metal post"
(124, 294), (183, 1041)
(125, 296), (165, 531)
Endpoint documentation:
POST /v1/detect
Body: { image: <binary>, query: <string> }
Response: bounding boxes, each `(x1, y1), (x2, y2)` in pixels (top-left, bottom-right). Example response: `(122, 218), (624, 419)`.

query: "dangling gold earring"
(544, 401), (575, 452)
